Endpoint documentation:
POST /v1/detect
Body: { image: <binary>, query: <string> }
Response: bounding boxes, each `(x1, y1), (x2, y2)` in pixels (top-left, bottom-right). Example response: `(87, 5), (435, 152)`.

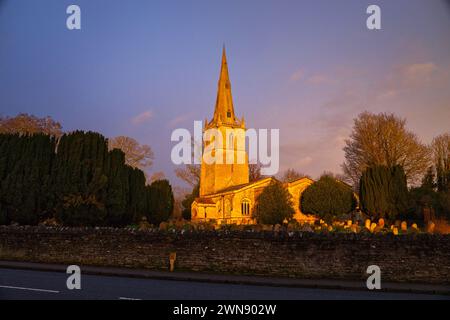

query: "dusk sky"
(1, 0), (449, 188)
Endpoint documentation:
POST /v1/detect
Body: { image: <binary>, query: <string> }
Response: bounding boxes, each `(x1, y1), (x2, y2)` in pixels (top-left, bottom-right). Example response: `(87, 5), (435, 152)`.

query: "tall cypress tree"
(0, 131), (159, 227)
(126, 167), (147, 224)
(146, 179), (174, 225)
(0, 134), (55, 225)
(388, 166), (410, 216)
(360, 165), (410, 220)
(105, 148), (128, 226)
(0, 134), (13, 224)
(53, 131), (109, 226)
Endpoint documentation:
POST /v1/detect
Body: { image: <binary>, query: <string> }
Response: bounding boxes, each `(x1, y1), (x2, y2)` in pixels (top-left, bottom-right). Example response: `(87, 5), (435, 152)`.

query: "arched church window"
(241, 199), (250, 215)
(227, 111), (231, 118)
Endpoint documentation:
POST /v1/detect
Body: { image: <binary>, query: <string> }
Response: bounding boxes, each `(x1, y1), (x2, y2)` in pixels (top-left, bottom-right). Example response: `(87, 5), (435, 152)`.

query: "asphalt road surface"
(0, 268), (448, 300)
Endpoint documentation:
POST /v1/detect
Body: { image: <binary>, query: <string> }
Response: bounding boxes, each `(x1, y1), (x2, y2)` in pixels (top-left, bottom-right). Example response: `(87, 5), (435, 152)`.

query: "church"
(191, 48), (314, 225)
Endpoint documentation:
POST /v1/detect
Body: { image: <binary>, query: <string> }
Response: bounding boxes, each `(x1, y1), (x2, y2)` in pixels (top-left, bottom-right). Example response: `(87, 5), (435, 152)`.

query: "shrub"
(254, 181), (294, 225)
(301, 175), (356, 223)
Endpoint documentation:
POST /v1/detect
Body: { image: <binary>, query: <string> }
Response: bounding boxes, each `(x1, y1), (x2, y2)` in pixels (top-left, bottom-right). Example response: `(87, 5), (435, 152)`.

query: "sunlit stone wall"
(0, 226), (449, 283)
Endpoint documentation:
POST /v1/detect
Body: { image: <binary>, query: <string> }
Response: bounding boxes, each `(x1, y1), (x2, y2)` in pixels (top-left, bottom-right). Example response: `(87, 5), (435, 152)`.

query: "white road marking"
(119, 296), (142, 300)
(0, 285), (60, 293)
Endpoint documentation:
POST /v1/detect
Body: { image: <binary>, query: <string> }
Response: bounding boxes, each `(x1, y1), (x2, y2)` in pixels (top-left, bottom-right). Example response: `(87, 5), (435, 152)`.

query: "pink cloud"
(307, 74), (329, 85)
(290, 69), (304, 82)
(132, 110), (153, 125)
(168, 113), (191, 128)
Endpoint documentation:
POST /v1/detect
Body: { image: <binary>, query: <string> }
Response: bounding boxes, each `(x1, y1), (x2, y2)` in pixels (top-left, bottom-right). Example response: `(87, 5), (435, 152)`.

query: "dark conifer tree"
(301, 175), (356, 223)
(359, 165), (409, 220)
(105, 148), (128, 226)
(0, 134), (55, 225)
(0, 131), (168, 227)
(52, 131), (109, 226)
(181, 184), (200, 220)
(126, 167), (147, 224)
(146, 179), (174, 225)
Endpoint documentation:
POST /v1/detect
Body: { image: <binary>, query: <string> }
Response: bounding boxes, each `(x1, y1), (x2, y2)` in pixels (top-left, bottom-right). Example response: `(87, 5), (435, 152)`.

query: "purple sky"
(1, 0), (449, 188)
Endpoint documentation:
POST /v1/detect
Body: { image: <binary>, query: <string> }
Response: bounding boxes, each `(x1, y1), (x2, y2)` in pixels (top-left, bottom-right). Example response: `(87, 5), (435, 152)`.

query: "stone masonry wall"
(0, 226), (449, 284)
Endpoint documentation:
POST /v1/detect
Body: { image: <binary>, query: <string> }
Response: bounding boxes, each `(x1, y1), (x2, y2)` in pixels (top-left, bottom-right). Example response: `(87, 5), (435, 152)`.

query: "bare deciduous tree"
(279, 168), (309, 182)
(172, 185), (191, 218)
(174, 136), (202, 187)
(319, 171), (346, 181)
(175, 164), (200, 187)
(148, 171), (166, 184)
(109, 136), (154, 171)
(342, 112), (430, 186)
(431, 133), (450, 192)
(249, 163), (264, 182)
(0, 113), (62, 137)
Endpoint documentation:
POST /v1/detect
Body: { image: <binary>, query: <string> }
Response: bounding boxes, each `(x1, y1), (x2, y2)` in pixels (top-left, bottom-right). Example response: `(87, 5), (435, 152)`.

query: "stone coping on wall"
(1, 225), (449, 240)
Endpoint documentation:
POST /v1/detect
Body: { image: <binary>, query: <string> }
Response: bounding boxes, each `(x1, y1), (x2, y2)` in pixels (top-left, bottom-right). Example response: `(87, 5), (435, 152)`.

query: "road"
(0, 268), (448, 300)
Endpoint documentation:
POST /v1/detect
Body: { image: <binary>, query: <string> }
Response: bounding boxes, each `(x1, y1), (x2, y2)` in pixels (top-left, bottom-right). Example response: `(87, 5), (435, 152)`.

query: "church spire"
(212, 46), (236, 125)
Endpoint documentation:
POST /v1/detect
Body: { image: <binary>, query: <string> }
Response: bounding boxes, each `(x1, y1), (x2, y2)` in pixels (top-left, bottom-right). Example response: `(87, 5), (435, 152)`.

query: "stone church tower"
(192, 48), (314, 224)
(199, 47), (249, 196)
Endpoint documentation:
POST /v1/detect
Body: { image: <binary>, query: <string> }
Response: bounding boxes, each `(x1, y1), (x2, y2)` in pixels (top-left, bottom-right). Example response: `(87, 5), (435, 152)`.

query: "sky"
(0, 0), (449, 188)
